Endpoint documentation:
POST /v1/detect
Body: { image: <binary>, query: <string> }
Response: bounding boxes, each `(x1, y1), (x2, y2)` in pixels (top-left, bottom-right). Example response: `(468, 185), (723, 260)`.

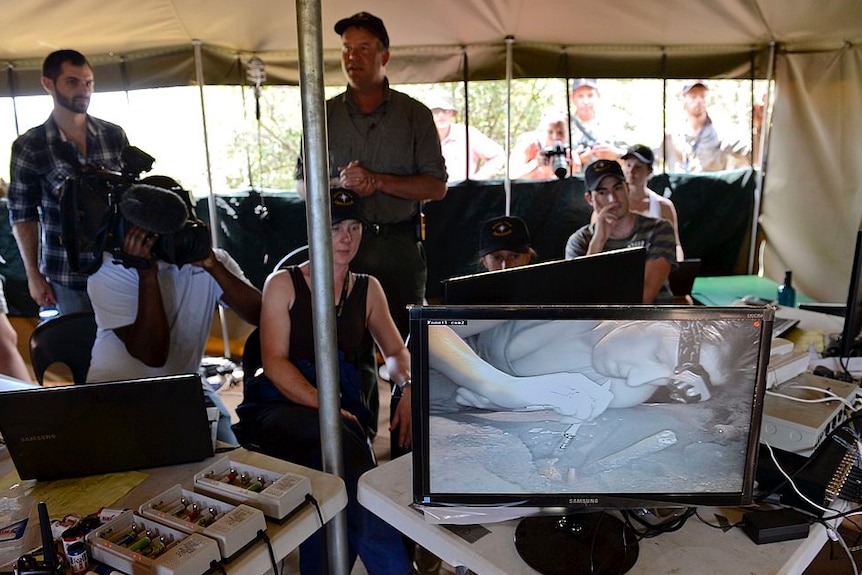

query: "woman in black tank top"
(234, 189), (412, 575)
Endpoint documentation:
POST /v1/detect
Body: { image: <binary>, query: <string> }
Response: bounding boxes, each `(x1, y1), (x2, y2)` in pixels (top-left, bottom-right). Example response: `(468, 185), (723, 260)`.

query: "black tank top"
(287, 266), (369, 365)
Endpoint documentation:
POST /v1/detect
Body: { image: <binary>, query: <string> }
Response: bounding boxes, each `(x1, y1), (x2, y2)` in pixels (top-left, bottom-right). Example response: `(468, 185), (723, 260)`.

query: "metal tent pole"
(296, 1), (350, 573)
(748, 42), (776, 275)
(192, 40), (232, 359)
(504, 36), (514, 216)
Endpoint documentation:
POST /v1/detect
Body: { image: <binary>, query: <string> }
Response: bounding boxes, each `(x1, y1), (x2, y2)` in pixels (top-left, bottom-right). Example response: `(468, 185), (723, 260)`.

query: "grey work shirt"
(296, 81), (446, 224)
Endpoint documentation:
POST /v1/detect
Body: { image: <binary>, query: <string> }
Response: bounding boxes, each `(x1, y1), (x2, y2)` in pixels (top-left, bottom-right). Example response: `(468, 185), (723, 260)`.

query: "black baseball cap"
(584, 160), (625, 191)
(330, 188), (365, 224)
(334, 12), (390, 49)
(478, 216), (531, 257)
(621, 144), (655, 166)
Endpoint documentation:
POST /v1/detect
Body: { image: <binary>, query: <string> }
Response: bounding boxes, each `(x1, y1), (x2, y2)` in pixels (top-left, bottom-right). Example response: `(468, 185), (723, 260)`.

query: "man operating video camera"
(85, 182), (261, 444)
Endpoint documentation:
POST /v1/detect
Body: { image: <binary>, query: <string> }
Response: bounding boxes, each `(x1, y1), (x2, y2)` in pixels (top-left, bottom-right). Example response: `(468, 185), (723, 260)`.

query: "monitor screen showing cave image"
(410, 305), (772, 575)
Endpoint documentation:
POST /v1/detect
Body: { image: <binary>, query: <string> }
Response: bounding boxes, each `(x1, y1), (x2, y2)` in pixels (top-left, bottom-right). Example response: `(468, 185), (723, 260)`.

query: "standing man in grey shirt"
(296, 12), (447, 338)
(295, 11), (446, 470)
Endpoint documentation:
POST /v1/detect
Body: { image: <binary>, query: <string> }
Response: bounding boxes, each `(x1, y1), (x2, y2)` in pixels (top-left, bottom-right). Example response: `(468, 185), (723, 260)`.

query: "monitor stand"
(514, 512), (639, 575)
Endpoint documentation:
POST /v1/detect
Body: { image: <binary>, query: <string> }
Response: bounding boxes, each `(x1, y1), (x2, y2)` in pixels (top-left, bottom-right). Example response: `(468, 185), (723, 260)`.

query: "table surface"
(1, 447), (347, 575)
(692, 275), (816, 307)
(359, 455), (835, 575)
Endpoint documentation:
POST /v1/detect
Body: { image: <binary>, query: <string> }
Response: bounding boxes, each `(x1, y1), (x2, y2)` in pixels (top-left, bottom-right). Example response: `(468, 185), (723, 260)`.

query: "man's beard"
(56, 93), (89, 114)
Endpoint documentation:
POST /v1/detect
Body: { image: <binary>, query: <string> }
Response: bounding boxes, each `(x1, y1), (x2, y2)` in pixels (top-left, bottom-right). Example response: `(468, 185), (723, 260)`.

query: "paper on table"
(0, 469), (147, 518)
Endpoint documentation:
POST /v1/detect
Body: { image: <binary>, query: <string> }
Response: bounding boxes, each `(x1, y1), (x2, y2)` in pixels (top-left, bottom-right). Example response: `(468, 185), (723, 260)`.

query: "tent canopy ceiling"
(3, 0), (862, 95)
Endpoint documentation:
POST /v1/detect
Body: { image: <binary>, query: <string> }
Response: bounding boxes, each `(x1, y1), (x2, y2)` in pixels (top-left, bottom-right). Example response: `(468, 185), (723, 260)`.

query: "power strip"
(760, 372), (857, 456)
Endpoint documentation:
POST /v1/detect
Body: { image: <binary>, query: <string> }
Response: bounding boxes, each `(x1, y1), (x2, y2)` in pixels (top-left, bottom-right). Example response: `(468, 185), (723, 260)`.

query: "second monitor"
(441, 247), (646, 305)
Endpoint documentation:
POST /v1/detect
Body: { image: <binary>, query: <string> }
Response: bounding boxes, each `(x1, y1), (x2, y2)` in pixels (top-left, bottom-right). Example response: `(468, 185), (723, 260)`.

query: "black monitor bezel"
(409, 304), (773, 511)
(839, 230), (862, 357)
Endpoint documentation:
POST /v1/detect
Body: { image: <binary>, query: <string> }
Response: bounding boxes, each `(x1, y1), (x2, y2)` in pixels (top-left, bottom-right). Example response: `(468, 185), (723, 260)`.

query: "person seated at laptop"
(477, 215), (537, 272)
(233, 189), (411, 575)
(86, 181), (261, 445)
(566, 159), (677, 304)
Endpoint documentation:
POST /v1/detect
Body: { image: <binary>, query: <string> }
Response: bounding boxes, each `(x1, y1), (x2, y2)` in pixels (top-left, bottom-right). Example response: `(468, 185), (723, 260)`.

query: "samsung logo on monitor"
(569, 498), (599, 505)
(21, 434), (56, 442)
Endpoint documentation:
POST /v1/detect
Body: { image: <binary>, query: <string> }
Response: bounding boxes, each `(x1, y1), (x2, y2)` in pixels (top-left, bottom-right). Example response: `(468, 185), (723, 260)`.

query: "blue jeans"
(203, 386), (238, 446)
(50, 283), (93, 315)
(244, 403), (410, 575)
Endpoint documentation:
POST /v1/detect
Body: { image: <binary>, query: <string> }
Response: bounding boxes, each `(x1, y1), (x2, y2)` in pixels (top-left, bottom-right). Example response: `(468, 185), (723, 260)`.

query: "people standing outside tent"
(8, 49), (130, 316)
(620, 144), (685, 261)
(477, 215), (537, 271)
(566, 160), (676, 304)
(426, 92), (506, 182)
(569, 78), (627, 169)
(509, 108), (576, 179)
(662, 81), (751, 172)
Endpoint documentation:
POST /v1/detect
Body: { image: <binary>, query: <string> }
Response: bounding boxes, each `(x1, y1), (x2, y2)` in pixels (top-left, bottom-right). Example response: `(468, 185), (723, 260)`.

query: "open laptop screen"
(441, 247), (646, 305)
(0, 374), (213, 480)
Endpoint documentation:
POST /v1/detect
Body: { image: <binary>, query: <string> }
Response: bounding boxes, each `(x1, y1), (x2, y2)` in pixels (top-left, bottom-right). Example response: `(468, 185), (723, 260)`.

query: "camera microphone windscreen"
(120, 184), (189, 234)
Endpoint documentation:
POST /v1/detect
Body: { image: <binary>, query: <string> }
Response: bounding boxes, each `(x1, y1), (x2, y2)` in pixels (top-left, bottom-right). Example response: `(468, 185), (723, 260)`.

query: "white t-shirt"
(86, 249), (249, 382)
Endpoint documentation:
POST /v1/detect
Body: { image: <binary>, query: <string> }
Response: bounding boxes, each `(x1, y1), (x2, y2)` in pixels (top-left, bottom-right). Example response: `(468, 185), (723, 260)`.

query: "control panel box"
(761, 372), (856, 456)
(139, 484), (267, 559)
(193, 457), (312, 520)
(86, 510), (220, 575)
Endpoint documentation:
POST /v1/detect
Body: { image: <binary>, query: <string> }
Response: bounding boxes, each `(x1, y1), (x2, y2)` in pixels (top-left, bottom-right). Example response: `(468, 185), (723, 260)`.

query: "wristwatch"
(396, 379), (411, 392)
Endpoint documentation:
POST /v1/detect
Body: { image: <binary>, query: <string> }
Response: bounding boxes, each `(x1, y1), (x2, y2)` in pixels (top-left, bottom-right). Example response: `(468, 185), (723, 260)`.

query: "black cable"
(694, 508), (744, 530)
(214, 445), (241, 454)
(305, 493), (324, 528)
(257, 529), (279, 575)
(621, 507), (696, 539)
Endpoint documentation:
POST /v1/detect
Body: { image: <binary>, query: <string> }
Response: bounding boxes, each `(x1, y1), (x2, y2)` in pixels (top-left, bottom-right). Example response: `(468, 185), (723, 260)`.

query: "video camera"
(542, 140), (570, 179)
(61, 146), (211, 272)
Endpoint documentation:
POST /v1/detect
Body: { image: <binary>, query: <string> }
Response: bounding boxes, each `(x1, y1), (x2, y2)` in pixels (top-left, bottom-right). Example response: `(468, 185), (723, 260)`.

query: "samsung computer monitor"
(441, 247), (646, 305)
(834, 227), (862, 357)
(410, 305), (772, 575)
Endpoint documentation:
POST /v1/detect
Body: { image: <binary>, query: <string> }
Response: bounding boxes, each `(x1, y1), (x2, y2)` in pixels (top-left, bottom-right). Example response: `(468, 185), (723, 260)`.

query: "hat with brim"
(334, 12), (390, 49)
(478, 216), (531, 258)
(330, 188), (366, 224)
(621, 144), (655, 166)
(425, 93), (456, 112)
(571, 78), (598, 92)
(681, 80), (709, 95)
(584, 160), (626, 191)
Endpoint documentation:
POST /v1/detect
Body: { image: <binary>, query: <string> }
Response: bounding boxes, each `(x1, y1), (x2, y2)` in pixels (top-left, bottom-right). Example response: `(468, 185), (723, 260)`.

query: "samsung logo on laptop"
(21, 434), (57, 442)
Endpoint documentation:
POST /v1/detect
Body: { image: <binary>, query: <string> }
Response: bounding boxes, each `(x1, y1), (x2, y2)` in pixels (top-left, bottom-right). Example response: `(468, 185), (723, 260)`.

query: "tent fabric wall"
(761, 45), (862, 303)
(3, 1), (862, 95)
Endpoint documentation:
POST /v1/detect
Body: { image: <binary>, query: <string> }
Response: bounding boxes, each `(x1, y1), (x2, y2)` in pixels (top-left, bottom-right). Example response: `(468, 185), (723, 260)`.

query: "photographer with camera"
(9, 49), (130, 316)
(509, 108), (577, 180)
(85, 183), (261, 444)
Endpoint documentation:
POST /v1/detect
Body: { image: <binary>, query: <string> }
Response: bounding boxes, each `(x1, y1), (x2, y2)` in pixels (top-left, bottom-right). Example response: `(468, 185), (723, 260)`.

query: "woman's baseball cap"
(478, 216), (532, 257)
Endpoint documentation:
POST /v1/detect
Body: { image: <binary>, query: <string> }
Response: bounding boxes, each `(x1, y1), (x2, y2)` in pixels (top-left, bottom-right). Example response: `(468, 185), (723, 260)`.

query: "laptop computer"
(441, 247), (646, 305)
(668, 258), (701, 299)
(0, 374), (214, 480)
